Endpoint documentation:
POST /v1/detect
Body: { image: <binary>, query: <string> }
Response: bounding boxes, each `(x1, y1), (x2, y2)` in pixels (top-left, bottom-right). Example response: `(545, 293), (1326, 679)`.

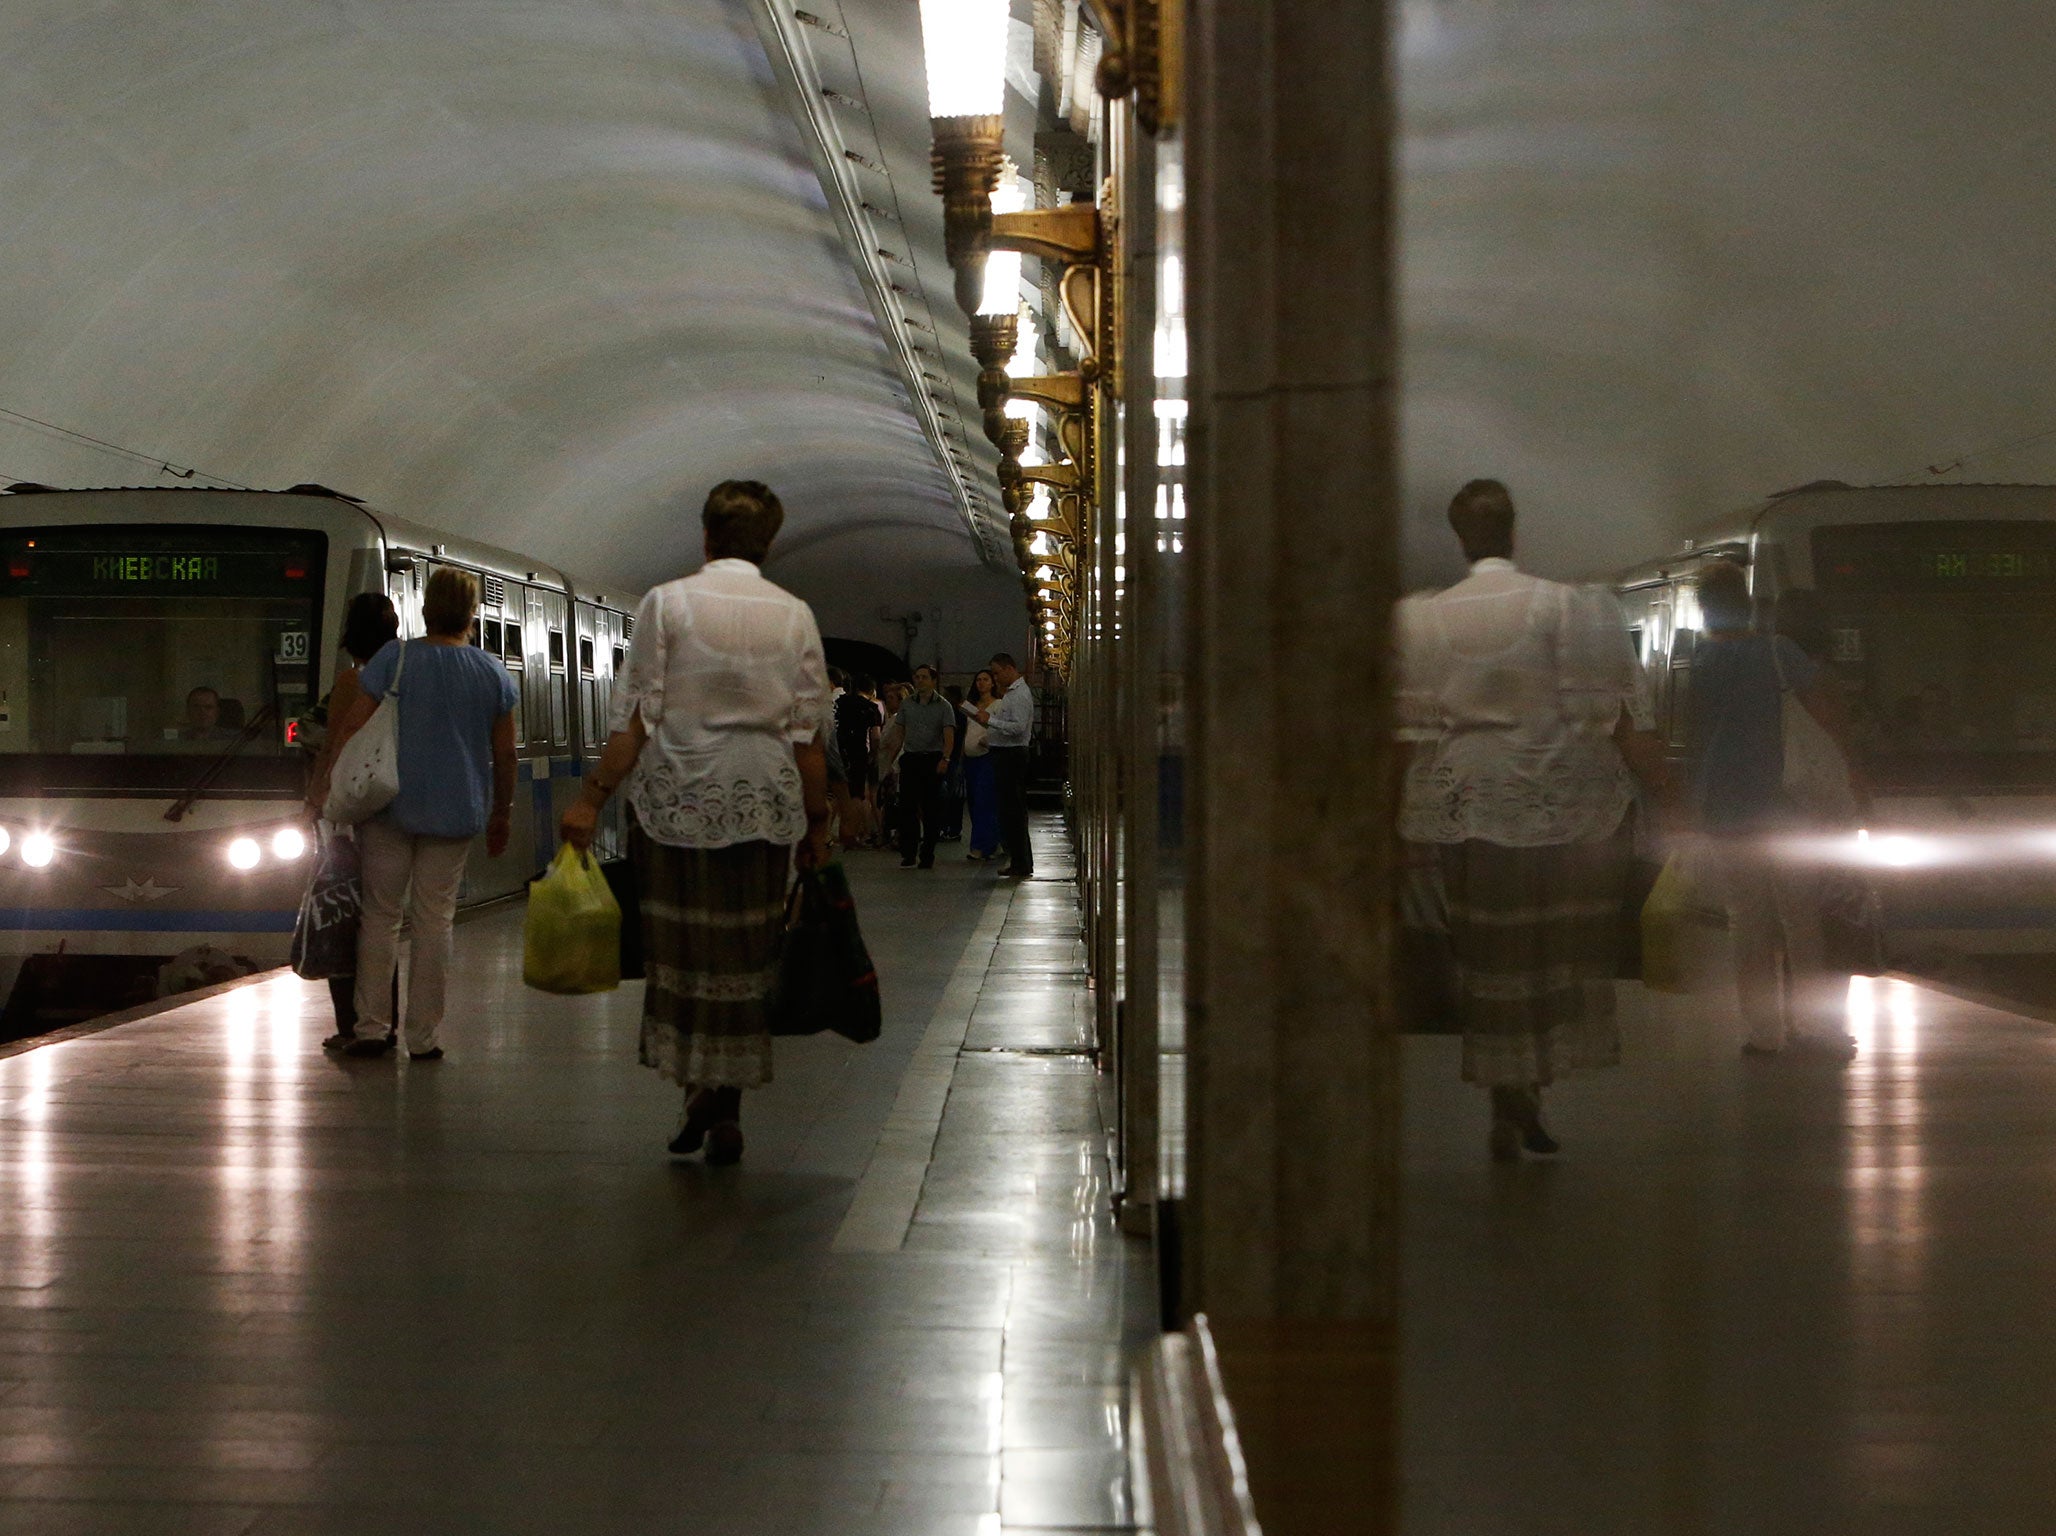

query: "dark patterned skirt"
(633, 829), (791, 1089)
(1438, 834), (1626, 1089)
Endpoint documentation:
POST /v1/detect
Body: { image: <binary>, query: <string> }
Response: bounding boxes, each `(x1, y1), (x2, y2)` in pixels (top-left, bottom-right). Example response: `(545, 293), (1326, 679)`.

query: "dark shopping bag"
(599, 856), (644, 981)
(770, 862), (881, 1044)
(1395, 845), (1460, 1035)
(290, 822), (361, 981)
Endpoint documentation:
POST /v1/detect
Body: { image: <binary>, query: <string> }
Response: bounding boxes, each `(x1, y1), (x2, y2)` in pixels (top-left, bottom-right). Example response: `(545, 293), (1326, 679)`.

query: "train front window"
(1814, 521), (2056, 785)
(0, 526), (323, 786)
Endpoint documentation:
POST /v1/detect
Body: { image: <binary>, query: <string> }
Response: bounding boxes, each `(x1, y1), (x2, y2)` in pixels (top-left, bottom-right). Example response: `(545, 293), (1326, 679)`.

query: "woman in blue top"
(314, 566), (519, 1060)
(1687, 561), (1863, 1059)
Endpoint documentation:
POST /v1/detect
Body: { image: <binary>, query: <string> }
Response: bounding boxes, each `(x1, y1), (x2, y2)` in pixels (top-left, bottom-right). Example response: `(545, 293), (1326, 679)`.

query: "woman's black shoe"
(706, 1121), (745, 1166)
(342, 1035), (395, 1058)
(669, 1090), (720, 1156)
(408, 1047), (444, 1062)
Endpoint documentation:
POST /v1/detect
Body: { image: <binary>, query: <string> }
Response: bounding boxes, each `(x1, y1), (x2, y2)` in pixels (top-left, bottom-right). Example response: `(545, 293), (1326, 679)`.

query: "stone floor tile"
(0, 818), (1145, 1533)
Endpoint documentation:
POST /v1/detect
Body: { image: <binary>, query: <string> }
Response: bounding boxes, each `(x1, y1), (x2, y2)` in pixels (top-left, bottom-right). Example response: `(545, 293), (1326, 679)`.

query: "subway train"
(1614, 479), (2056, 962)
(0, 483), (636, 1028)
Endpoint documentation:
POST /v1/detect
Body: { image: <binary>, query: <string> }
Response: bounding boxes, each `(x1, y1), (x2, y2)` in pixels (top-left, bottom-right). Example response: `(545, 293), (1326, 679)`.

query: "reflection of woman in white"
(1399, 480), (1664, 1160)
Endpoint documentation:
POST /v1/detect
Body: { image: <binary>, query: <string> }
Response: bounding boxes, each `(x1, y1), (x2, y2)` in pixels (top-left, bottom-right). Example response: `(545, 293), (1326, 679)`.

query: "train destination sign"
(90, 554), (221, 582)
(0, 527), (321, 597)
(1815, 521), (2056, 591)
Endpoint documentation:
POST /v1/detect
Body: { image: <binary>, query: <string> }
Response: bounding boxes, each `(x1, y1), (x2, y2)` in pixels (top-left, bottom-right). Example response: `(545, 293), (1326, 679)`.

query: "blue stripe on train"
(0, 909), (298, 934)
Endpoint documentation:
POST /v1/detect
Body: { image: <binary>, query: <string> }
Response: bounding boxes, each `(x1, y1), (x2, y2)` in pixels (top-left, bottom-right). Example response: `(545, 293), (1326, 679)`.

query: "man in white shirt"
(1397, 479), (1660, 1161)
(965, 652), (1036, 877)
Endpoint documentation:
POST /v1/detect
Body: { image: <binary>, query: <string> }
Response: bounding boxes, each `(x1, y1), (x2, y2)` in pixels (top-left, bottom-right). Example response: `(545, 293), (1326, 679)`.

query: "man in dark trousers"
(894, 665), (957, 868)
(963, 652), (1035, 878)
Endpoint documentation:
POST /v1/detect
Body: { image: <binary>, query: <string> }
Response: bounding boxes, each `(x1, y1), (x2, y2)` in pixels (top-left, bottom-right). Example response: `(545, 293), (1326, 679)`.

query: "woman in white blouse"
(1398, 480), (1665, 1161)
(560, 480), (831, 1164)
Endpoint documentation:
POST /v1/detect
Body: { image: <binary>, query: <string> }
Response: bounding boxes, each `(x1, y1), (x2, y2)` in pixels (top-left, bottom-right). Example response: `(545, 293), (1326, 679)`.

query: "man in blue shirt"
(964, 652), (1035, 877)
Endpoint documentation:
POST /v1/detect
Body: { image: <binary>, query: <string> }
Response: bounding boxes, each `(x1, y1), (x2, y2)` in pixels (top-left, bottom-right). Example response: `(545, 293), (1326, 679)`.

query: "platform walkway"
(1405, 970), (2056, 1535)
(0, 816), (1150, 1535)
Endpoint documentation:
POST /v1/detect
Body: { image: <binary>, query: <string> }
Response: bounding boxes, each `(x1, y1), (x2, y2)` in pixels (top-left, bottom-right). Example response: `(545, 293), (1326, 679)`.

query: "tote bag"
(289, 823), (361, 981)
(1774, 642), (1857, 823)
(325, 640), (408, 826)
(771, 863), (881, 1044)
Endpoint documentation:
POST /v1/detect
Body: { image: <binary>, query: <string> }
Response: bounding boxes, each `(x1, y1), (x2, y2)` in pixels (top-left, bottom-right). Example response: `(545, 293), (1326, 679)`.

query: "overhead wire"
(0, 404), (251, 489)
(1886, 420), (2056, 485)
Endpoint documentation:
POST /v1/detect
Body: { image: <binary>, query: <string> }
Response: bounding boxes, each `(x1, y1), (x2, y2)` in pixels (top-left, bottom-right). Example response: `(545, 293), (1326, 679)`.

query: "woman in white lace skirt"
(1398, 480), (1665, 1160)
(560, 480), (831, 1164)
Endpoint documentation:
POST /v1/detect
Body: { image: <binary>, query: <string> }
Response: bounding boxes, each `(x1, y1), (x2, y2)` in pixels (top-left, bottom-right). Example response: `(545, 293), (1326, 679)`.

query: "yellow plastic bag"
(1640, 852), (1699, 996)
(523, 844), (622, 994)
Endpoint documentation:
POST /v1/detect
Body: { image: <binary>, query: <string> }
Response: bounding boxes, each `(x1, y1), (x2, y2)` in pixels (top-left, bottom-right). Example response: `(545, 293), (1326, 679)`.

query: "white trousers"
(355, 818), (473, 1053)
(1709, 836), (1839, 1049)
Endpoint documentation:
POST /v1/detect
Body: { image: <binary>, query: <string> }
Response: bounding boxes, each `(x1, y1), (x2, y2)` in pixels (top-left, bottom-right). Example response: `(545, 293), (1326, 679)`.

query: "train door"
(386, 556), (426, 639)
(537, 588), (570, 754)
(573, 600), (600, 760)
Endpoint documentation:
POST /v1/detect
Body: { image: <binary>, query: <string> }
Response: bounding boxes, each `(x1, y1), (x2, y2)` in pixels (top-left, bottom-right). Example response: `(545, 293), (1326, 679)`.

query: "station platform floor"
(0, 816), (1152, 1536)
(1404, 968), (2056, 1536)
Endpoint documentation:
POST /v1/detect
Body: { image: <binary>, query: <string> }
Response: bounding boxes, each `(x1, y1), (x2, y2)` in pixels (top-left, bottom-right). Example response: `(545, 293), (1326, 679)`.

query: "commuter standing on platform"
(315, 567), (519, 1062)
(834, 674), (880, 849)
(960, 669), (1001, 861)
(559, 480), (831, 1165)
(1398, 480), (1659, 1160)
(1686, 561), (1862, 1059)
(939, 683), (968, 843)
(875, 682), (906, 850)
(304, 590), (401, 1050)
(895, 665), (957, 869)
(964, 652), (1035, 878)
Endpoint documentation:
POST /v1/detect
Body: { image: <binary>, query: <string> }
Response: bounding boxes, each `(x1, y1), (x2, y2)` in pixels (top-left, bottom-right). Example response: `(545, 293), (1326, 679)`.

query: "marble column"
(1183, 0), (1399, 1527)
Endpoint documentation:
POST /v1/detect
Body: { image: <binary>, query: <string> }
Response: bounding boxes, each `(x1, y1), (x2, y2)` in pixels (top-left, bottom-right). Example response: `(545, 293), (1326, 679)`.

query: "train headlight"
(20, 833), (54, 869)
(227, 837), (261, 871)
(271, 827), (307, 862)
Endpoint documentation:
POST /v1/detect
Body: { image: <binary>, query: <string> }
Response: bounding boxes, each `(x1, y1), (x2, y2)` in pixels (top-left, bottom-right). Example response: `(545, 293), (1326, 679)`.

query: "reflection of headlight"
(227, 838), (261, 871)
(1854, 828), (1933, 868)
(20, 833), (54, 869)
(271, 827), (306, 862)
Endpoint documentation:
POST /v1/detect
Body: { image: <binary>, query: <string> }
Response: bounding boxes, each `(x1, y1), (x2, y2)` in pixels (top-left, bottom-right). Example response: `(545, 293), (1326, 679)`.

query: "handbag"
(289, 822), (361, 980)
(325, 639), (408, 825)
(599, 856), (644, 981)
(770, 862), (881, 1043)
(1774, 641), (1857, 823)
(1394, 842), (1459, 1034)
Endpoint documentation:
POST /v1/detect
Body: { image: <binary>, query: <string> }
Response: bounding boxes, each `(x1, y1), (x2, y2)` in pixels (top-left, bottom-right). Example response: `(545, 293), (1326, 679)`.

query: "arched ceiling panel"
(0, 0), (999, 618)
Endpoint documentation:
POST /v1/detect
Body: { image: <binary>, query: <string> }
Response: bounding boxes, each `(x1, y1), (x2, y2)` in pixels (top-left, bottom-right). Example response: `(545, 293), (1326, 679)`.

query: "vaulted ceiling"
(0, 0), (1027, 664)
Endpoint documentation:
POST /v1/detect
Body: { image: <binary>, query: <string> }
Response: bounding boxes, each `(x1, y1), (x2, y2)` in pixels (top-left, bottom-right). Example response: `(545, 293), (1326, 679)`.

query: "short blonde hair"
(423, 566), (479, 638)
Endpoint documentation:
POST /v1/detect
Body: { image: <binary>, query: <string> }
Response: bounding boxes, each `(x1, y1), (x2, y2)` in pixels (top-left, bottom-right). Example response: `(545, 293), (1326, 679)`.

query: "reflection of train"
(0, 484), (636, 1028)
(1614, 480), (2056, 958)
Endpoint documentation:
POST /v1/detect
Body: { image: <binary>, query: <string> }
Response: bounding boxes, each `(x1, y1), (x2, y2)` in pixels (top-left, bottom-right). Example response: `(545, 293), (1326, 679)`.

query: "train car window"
(0, 524), (325, 785)
(578, 636), (595, 675)
(484, 617), (503, 655)
(612, 644), (626, 673)
(548, 629), (565, 670)
(502, 620), (523, 664)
